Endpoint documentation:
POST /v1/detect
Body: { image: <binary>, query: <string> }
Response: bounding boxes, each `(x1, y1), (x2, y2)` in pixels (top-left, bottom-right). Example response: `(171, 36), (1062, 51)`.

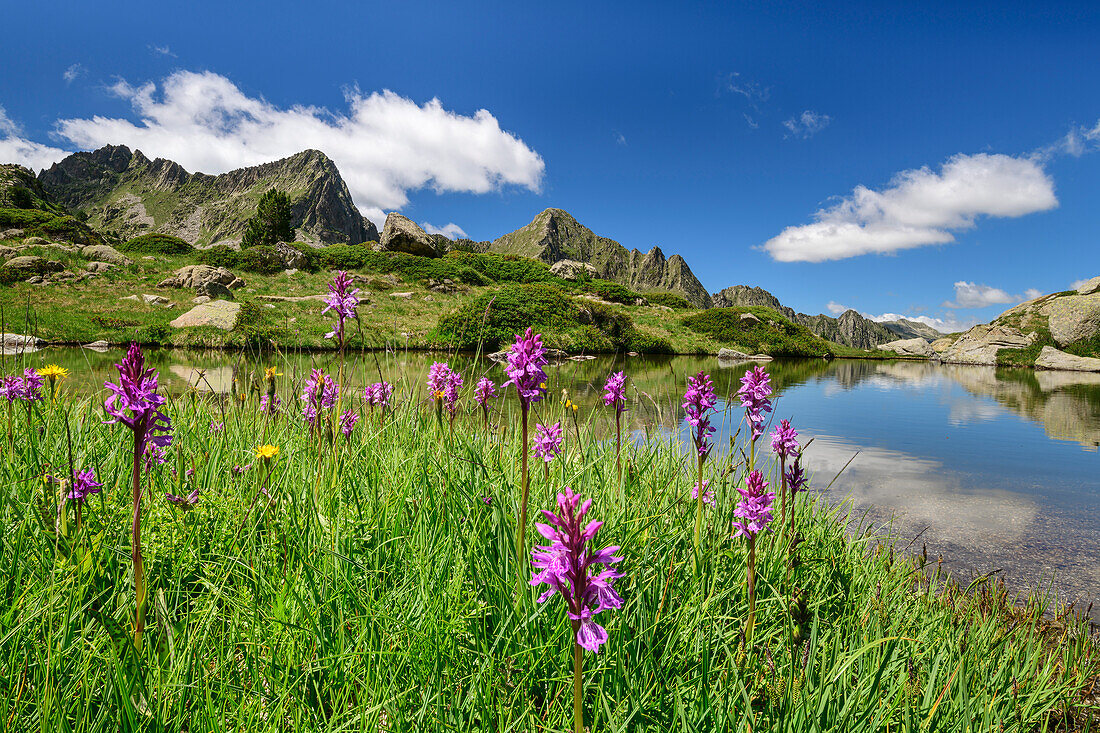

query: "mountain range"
(16, 145), (939, 344)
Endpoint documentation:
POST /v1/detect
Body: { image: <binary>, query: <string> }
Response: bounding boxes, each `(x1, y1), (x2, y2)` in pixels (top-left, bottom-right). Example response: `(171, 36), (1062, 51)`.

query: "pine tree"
(241, 189), (294, 248)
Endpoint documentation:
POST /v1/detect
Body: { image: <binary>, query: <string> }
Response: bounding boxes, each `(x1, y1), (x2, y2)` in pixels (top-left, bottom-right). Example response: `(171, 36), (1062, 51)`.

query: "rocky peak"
(711, 285), (795, 319)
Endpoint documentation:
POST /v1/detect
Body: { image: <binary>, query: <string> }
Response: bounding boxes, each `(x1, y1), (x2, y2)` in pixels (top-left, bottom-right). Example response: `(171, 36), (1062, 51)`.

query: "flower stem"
(572, 624), (584, 733)
(516, 403), (530, 572)
(692, 450), (704, 572)
(780, 456), (787, 533)
(615, 410), (622, 484)
(131, 430), (146, 652)
(746, 533), (756, 646)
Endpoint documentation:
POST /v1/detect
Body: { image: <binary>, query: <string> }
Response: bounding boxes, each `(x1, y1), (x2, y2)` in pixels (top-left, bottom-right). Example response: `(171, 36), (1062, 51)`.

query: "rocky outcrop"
(157, 265), (245, 291)
(80, 244), (132, 266)
(1034, 346), (1100, 372)
(1, 256), (64, 279)
(712, 285), (795, 318)
(1075, 276), (1100, 296)
(39, 146), (378, 246)
(487, 209), (712, 307)
(380, 213), (440, 257)
(883, 318), (944, 341)
(550, 259), (599, 280)
(799, 310), (896, 349)
(931, 336), (956, 353)
(938, 325), (1037, 365)
(876, 338), (934, 358)
(169, 300), (241, 330)
(1040, 293), (1100, 346)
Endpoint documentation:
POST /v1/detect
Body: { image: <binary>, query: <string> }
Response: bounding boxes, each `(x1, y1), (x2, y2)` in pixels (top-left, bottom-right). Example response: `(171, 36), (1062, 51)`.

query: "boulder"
(390, 291), (414, 299)
(192, 295), (211, 304)
(85, 261), (115, 273)
(930, 336), (956, 353)
(2, 256), (64, 278)
(82, 340), (109, 351)
(158, 265), (243, 291)
(1075, 276), (1100, 296)
(0, 245), (15, 259)
(21, 236), (51, 248)
(549, 259), (599, 281)
(0, 228), (25, 239)
(876, 338), (934, 358)
(1, 333), (46, 350)
(739, 312), (762, 325)
(938, 325), (1037, 365)
(80, 244), (132, 266)
(197, 281), (234, 300)
(272, 242), (308, 270)
(169, 300), (242, 330)
(1034, 345), (1100, 372)
(142, 294), (170, 305)
(717, 348), (752, 361)
(379, 213), (440, 258)
(1040, 293), (1100, 346)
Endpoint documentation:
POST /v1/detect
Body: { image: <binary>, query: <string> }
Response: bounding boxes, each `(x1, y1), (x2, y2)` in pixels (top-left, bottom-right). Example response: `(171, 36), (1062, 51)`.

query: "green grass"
(0, 367), (1095, 731)
(120, 233), (195, 256)
(682, 306), (836, 358)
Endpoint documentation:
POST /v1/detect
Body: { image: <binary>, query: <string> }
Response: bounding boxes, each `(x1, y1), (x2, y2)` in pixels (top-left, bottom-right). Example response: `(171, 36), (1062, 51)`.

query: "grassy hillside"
(681, 306), (836, 357)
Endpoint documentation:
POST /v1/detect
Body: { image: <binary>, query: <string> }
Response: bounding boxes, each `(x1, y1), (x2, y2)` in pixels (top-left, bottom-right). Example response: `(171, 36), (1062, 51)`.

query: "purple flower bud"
(166, 488), (200, 507)
(474, 377), (497, 407)
(339, 409), (359, 437)
(738, 366), (773, 441)
(322, 270), (360, 343)
(682, 371), (717, 457)
(786, 457), (808, 494)
(770, 419), (799, 460)
(104, 343), (173, 455)
(531, 488), (623, 654)
(691, 480), (714, 507)
(67, 468), (103, 504)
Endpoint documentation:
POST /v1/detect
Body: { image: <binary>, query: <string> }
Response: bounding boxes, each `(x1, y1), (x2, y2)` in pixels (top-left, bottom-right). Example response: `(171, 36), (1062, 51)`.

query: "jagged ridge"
(37, 146), (378, 246)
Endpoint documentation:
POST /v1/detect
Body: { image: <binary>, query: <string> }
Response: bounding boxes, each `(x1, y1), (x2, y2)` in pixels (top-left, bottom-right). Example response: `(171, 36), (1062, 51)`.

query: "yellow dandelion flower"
(37, 364), (69, 382)
(539, 382), (547, 390)
(264, 366), (283, 380)
(255, 444), (280, 460)
(572, 404), (579, 412)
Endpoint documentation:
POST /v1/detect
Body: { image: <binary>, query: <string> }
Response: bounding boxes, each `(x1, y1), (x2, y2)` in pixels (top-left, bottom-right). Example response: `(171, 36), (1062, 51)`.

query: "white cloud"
(782, 110), (830, 139)
(614, 131), (627, 146)
(941, 281), (1020, 309)
(12, 70), (544, 226)
(0, 107), (70, 172)
(1024, 288), (1043, 300)
(150, 45), (177, 58)
(826, 300), (847, 315)
(63, 64), (85, 84)
(763, 153), (1058, 262)
(421, 222), (468, 240)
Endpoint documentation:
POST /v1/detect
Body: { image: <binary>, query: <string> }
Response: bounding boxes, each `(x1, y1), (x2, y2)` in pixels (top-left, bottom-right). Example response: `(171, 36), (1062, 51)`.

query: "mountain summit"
(37, 146), (378, 246)
(485, 208), (712, 307)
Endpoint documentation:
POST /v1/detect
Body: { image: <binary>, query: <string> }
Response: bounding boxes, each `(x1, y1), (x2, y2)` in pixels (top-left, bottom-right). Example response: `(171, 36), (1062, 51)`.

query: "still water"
(7, 346), (1100, 612)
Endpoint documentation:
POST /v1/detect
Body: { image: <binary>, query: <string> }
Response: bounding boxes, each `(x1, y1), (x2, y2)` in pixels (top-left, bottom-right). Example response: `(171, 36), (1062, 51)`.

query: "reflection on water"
(5, 347), (1100, 612)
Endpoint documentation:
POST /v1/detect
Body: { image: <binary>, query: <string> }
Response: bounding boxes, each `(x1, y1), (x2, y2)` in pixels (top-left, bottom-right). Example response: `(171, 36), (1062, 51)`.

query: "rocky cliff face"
(38, 146), (379, 246)
(711, 285), (796, 319)
(883, 318), (944, 341)
(486, 208), (713, 307)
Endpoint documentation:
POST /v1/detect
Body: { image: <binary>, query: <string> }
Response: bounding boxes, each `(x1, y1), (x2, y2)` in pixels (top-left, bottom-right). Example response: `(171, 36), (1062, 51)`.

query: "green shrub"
(316, 244), (375, 271)
(136, 324), (172, 345)
(0, 207), (52, 229)
(682, 306), (833, 357)
(585, 279), (642, 305)
(647, 292), (693, 310)
(241, 189), (294, 248)
(197, 245), (285, 275)
(432, 283), (650, 353)
(231, 299), (287, 350)
(120, 233), (195, 255)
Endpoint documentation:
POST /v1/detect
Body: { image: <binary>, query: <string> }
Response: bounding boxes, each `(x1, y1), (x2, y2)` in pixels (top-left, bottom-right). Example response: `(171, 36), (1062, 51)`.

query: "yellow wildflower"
(264, 366), (282, 380)
(37, 364), (69, 383)
(255, 444), (280, 460)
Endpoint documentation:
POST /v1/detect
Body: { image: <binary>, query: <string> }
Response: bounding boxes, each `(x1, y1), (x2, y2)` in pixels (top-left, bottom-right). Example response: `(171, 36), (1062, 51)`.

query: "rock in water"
(1034, 345), (1100, 372)
(169, 300), (242, 330)
(876, 338), (934, 358)
(380, 213), (440, 257)
(717, 347), (752, 361)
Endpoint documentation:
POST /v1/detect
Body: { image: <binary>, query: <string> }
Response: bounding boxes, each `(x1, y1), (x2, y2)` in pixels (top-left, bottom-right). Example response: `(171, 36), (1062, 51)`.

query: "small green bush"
(120, 233), (195, 255)
(647, 292), (693, 310)
(585, 279), (642, 305)
(136, 324), (172, 345)
(197, 245), (285, 275)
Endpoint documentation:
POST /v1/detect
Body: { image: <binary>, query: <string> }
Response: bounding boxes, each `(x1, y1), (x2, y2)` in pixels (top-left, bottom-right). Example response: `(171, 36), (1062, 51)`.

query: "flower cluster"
(691, 479), (714, 507)
(1, 369), (45, 403)
(67, 469), (103, 504)
(321, 270), (360, 344)
(683, 371), (717, 457)
(166, 488), (200, 507)
(104, 343), (173, 453)
(259, 393), (282, 414)
(364, 381), (394, 409)
(770, 419), (799, 460)
(427, 362), (463, 416)
(339, 409), (359, 437)
(602, 371), (627, 414)
(786, 457), (808, 494)
(533, 421), (564, 464)
(738, 366), (773, 441)
(474, 377), (497, 407)
(733, 469), (775, 538)
(300, 369), (339, 426)
(503, 328), (548, 408)
(530, 488), (624, 653)
(208, 420), (224, 434)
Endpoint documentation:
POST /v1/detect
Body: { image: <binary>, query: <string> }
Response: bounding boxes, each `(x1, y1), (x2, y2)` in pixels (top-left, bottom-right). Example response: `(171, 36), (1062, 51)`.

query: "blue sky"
(2, 0), (1098, 331)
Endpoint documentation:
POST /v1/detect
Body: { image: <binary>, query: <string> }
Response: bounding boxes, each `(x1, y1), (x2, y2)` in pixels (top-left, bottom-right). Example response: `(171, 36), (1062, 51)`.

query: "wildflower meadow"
(0, 272), (1097, 731)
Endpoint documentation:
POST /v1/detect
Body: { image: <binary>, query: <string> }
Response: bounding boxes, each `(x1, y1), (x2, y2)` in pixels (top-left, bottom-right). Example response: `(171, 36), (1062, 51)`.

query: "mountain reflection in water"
(8, 347), (1100, 613)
